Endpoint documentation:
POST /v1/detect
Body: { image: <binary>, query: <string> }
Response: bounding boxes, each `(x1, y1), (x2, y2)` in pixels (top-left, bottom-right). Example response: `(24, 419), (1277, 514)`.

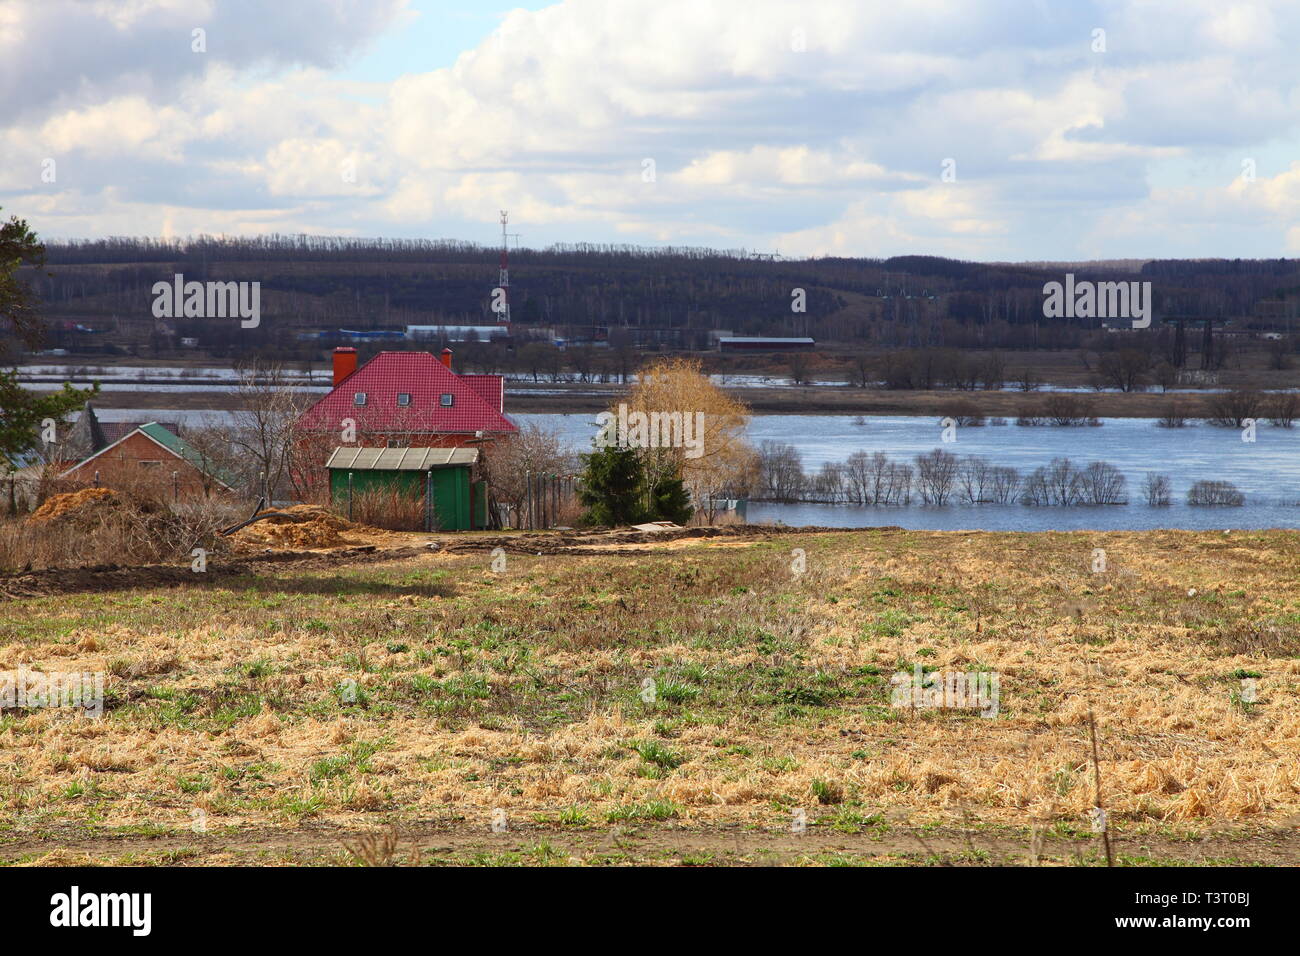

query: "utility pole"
(498, 212), (520, 327)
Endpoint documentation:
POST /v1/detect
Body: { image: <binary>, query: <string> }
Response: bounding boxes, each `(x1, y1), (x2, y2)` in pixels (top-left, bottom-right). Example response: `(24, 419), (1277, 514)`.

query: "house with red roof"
(295, 349), (516, 482)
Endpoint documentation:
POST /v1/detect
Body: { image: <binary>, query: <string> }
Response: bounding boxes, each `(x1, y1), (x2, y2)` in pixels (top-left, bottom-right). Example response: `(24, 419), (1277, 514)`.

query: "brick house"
(296, 348), (517, 454)
(58, 422), (235, 498)
(52, 404), (182, 470)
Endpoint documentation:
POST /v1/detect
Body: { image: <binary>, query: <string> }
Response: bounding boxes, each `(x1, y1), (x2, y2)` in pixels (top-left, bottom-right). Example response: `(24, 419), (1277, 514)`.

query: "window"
(139, 460), (163, 468)
(397, 392), (411, 407)
(439, 393), (454, 407)
(353, 392), (367, 406)
(387, 438), (407, 448)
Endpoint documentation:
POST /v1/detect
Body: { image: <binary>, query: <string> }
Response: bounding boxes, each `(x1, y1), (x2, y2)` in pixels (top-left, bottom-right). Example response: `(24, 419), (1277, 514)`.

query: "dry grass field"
(1, 527), (1297, 866)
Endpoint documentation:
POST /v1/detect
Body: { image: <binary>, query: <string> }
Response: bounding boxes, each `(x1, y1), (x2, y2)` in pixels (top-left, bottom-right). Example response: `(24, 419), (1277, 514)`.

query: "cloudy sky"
(2, 0), (1299, 261)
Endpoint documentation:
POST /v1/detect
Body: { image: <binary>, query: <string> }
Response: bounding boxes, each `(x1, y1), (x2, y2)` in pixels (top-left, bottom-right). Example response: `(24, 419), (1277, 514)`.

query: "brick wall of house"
(61, 432), (222, 499)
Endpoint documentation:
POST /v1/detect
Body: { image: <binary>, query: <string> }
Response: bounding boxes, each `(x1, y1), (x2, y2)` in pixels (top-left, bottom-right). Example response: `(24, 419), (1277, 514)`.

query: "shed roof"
(324, 447), (479, 471)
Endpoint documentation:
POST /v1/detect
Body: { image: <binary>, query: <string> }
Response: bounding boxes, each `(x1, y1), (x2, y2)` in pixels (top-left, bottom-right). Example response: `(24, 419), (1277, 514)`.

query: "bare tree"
(978, 353), (1007, 391)
(1188, 480), (1244, 506)
(787, 352), (810, 386)
(914, 449), (959, 505)
(1143, 473), (1171, 506)
(846, 353), (873, 388)
(1267, 392), (1299, 427)
(758, 441), (804, 501)
(812, 461), (844, 502)
(1022, 457), (1084, 506)
(483, 422), (575, 526)
(988, 466), (1021, 503)
(1015, 368), (1040, 392)
(1157, 402), (1187, 428)
(1205, 390), (1264, 427)
(957, 455), (993, 504)
(1095, 349), (1152, 392)
(218, 361), (312, 502)
(1077, 461), (1128, 505)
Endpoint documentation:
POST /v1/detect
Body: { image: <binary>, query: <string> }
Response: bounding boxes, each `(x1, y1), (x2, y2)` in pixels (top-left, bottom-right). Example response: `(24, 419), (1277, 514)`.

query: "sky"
(2, 0), (1300, 261)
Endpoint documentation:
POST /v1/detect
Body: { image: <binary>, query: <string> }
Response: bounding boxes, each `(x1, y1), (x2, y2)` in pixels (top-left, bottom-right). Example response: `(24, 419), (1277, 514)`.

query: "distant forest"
(19, 235), (1300, 359)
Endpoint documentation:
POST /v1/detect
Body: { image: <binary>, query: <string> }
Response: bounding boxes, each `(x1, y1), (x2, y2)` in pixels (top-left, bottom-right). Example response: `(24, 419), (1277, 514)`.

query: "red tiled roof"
(297, 352), (516, 435)
(459, 374), (504, 412)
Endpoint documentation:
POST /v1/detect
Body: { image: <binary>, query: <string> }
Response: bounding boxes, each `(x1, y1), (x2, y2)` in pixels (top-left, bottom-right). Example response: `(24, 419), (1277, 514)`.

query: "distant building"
(52, 404), (182, 468)
(58, 422), (235, 498)
(405, 325), (512, 343)
(718, 336), (815, 352)
(295, 347), (516, 496)
(297, 348), (516, 449)
(338, 328), (407, 341)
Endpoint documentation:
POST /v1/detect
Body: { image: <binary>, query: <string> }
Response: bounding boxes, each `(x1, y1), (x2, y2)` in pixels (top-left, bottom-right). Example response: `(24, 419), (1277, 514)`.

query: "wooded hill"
(21, 236), (1300, 357)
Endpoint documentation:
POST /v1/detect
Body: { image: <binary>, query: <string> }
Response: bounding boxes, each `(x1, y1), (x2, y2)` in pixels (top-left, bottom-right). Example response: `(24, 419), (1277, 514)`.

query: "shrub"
(1021, 458), (1083, 506)
(1187, 480), (1245, 506)
(1205, 390), (1264, 427)
(1144, 473), (1172, 506)
(1043, 394), (1101, 426)
(0, 487), (238, 571)
(914, 449), (959, 505)
(1076, 461), (1128, 505)
(1267, 392), (1299, 428)
(940, 401), (985, 427)
(1157, 403), (1187, 428)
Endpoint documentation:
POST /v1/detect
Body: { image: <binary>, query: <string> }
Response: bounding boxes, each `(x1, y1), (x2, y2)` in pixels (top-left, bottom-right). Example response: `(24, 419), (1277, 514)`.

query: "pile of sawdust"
(231, 505), (362, 550)
(29, 487), (122, 523)
(275, 504), (354, 530)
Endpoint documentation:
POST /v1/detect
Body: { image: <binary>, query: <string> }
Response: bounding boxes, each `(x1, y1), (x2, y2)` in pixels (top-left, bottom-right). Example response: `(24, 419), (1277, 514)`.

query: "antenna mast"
(498, 210), (511, 326)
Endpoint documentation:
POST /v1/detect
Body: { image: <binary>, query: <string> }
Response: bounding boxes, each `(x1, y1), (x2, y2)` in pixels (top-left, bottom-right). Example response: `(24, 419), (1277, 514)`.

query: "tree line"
(756, 445), (1247, 508)
(24, 235), (1300, 352)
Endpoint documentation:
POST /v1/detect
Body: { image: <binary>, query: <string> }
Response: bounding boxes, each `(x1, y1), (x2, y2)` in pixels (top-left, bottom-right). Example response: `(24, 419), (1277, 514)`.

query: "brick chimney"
(333, 347), (358, 386)
(440, 347), (453, 370)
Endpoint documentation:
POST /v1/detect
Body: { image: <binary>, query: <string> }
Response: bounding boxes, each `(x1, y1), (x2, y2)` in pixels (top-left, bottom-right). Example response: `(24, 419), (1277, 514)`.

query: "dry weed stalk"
(341, 828), (419, 867)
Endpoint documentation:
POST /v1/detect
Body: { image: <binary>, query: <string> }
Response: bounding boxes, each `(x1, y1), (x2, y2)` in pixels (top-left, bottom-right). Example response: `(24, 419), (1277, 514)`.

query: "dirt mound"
(229, 505), (361, 550)
(268, 504), (355, 531)
(29, 487), (123, 523)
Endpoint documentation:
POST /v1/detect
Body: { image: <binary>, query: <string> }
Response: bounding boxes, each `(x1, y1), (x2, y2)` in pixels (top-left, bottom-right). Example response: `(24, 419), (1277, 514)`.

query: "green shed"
(325, 446), (486, 531)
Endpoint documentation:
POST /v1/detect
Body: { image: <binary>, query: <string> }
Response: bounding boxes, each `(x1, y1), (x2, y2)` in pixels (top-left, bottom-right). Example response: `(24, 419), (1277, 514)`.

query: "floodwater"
(61, 403), (1300, 531)
(517, 412), (1300, 531)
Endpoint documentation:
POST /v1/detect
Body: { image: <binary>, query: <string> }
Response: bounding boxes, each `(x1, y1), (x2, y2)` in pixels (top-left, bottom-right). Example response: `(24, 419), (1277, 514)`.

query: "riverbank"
(27, 381), (1259, 418)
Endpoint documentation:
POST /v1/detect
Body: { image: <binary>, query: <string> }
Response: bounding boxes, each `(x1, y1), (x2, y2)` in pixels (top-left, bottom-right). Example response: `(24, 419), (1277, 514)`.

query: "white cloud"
(5, 0), (1300, 258)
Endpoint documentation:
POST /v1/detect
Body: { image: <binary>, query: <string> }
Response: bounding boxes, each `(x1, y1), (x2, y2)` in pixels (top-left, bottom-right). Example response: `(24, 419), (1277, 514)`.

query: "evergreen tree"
(649, 474), (693, 525)
(578, 446), (648, 526)
(0, 209), (96, 468)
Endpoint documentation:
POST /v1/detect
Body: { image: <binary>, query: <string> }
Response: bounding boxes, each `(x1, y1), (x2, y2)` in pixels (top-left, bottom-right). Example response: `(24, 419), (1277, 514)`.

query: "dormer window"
(354, 392), (367, 406)
(440, 393), (454, 407)
(397, 393), (411, 407)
